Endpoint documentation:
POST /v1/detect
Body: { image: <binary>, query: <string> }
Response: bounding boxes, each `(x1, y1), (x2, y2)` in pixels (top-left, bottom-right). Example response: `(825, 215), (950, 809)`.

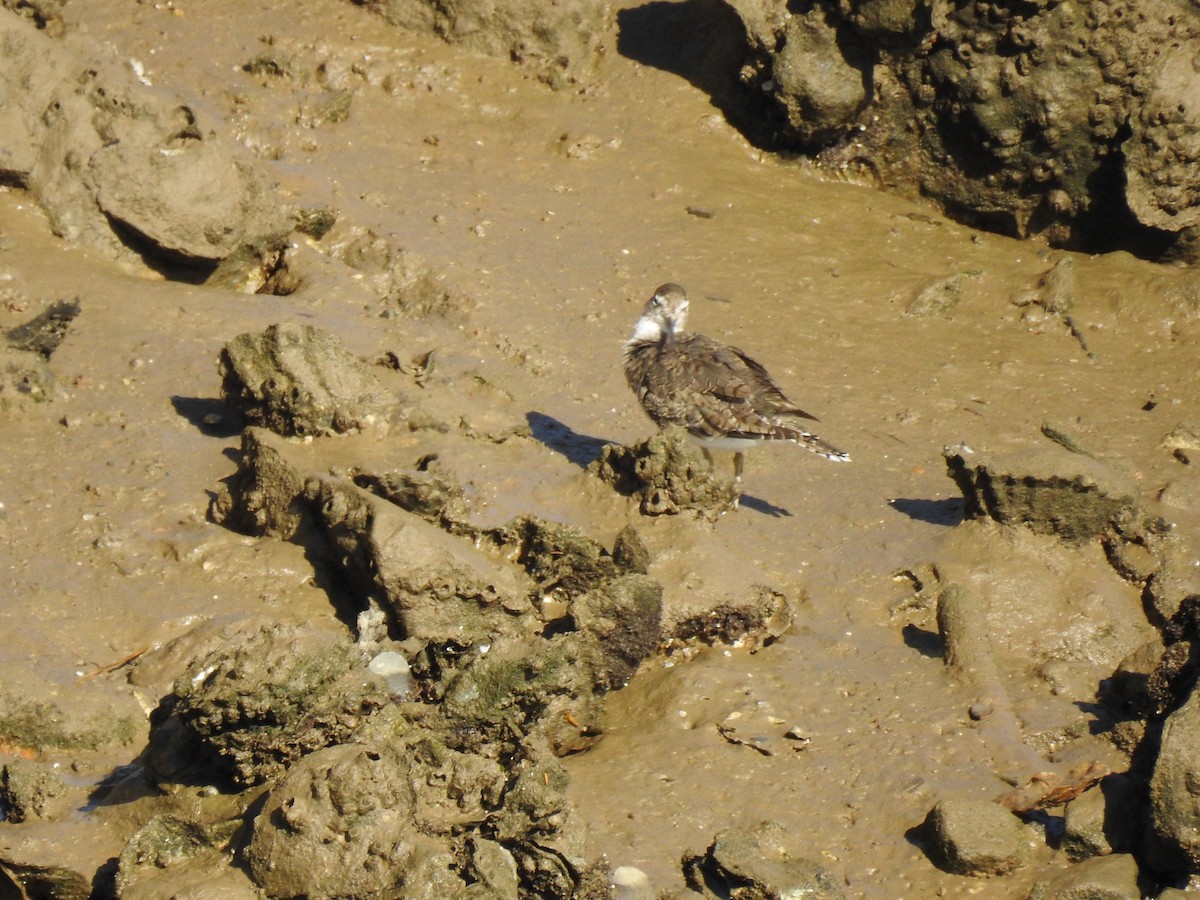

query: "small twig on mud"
(77, 646), (149, 680)
(716, 723), (774, 757)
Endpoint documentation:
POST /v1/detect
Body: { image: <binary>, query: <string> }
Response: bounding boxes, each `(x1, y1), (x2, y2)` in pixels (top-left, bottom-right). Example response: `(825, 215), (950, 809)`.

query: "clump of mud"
(590, 426), (740, 517)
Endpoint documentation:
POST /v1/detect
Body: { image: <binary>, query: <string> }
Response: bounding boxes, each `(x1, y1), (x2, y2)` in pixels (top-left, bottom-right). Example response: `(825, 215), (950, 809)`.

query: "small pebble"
(968, 701), (993, 721)
(368, 650), (413, 696)
(611, 866), (653, 900)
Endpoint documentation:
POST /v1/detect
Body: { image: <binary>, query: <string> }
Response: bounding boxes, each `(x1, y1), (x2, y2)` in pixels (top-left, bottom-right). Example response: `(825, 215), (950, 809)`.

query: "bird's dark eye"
(651, 295), (664, 306)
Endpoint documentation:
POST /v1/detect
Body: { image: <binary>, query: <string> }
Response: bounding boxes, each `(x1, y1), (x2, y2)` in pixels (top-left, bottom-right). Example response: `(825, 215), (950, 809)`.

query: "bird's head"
(630, 283), (689, 343)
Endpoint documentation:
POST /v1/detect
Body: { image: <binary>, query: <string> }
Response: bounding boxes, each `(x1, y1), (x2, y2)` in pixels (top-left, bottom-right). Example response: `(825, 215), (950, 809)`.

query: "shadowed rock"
(683, 819), (846, 899)
(146, 621), (389, 786)
(1062, 774), (1142, 861)
(920, 796), (1026, 876)
(705, 0), (1200, 256)
(1147, 683), (1200, 873)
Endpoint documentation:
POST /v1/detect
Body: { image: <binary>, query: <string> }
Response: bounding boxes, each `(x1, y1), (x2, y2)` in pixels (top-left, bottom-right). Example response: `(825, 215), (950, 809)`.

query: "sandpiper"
(623, 282), (850, 484)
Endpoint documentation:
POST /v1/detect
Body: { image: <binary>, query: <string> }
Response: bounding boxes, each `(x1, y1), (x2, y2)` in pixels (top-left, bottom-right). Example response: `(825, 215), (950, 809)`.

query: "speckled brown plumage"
(623, 283), (849, 479)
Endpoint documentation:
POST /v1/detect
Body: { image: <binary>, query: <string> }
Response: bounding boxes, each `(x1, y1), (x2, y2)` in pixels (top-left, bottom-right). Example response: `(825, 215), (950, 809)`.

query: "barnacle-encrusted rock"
(590, 427), (739, 517)
(147, 621), (388, 786)
(944, 444), (1139, 543)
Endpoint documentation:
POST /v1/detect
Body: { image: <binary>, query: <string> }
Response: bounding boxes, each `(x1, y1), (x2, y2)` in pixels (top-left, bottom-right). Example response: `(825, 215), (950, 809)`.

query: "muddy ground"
(1, 0), (1200, 897)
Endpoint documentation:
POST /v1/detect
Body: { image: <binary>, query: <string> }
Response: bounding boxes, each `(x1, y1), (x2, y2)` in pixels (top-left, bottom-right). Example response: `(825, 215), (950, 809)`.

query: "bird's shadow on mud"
(526, 412), (611, 468)
(739, 494), (792, 517)
(888, 497), (965, 527)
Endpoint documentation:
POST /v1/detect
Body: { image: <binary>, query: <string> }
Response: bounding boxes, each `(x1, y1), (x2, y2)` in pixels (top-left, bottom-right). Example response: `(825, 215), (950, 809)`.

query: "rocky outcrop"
(706, 0), (1200, 256)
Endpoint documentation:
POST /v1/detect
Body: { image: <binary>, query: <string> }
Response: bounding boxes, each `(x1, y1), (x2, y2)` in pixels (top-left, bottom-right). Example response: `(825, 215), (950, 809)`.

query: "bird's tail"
(778, 424), (851, 462)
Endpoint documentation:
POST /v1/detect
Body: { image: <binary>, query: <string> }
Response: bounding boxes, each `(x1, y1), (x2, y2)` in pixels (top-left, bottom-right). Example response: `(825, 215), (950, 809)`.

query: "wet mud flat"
(1, 0), (1200, 897)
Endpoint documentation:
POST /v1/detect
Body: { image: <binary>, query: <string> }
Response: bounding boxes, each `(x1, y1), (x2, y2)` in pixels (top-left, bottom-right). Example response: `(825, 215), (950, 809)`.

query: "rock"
(0, 856), (89, 900)
(944, 445), (1139, 543)
(0, 759), (65, 822)
(1026, 852), (1142, 900)
(1107, 638), (1165, 715)
(467, 838), (519, 900)
(1145, 640), (1197, 718)
(245, 742), (432, 900)
(920, 796), (1025, 876)
(1147, 681), (1200, 872)
(92, 137), (290, 269)
(1123, 52), (1200, 234)
(936, 582), (998, 684)
(611, 524), (652, 575)
(767, 3), (872, 146)
(209, 427), (310, 538)
(218, 323), (398, 437)
(488, 750), (573, 843)
(350, 465), (466, 522)
(364, 0), (611, 86)
(308, 477), (528, 645)
(484, 514), (627, 602)
(1062, 773), (1142, 860)
(114, 815), (238, 897)
(590, 427), (739, 517)
(711, 0), (1200, 256)
(683, 819), (846, 899)
(666, 583), (793, 649)
(147, 620), (388, 786)
(440, 634), (607, 756)
(1145, 548), (1200, 624)
(571, 574), (663, 689)
(406, 736), (508, 834)
(0, 15), (288, 280)
(611, 865), (654, 900)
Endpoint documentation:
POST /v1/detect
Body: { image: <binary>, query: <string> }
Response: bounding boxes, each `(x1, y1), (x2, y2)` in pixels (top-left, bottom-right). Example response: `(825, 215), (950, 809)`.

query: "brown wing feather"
(626, 333), (819, 441)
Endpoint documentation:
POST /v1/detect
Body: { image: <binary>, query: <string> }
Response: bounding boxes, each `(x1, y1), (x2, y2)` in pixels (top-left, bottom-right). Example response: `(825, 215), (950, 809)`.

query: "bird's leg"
(701, 447), (715, 472)
(733, 451), (745, 484)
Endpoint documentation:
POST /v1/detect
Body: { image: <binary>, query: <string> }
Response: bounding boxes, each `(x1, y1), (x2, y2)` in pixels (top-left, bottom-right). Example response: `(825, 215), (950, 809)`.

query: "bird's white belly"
(689, 434), (763, 451)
